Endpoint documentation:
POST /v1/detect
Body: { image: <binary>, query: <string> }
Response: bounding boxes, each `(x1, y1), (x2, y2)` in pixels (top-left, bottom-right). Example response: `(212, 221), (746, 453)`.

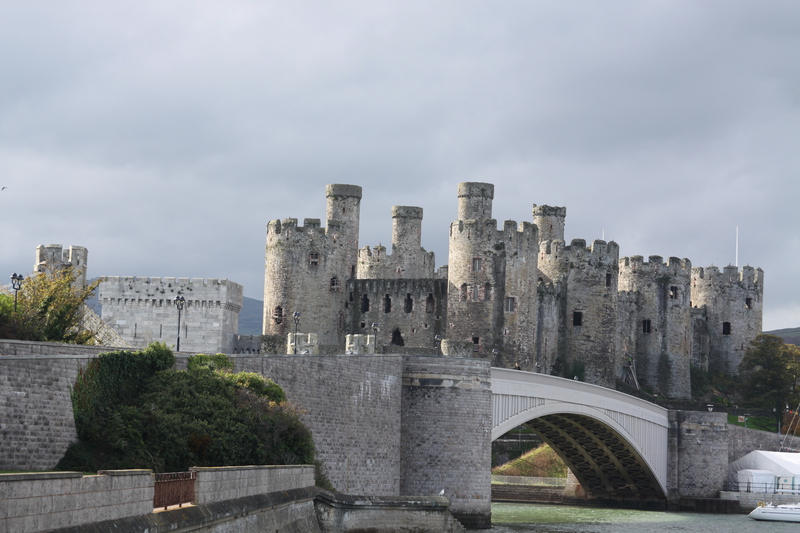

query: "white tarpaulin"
(730, 451), (800, 478)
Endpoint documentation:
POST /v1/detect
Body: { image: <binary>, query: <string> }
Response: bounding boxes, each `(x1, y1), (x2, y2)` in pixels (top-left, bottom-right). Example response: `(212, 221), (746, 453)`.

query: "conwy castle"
(261, 183), (763, 399)
(51, 182), (761, 400)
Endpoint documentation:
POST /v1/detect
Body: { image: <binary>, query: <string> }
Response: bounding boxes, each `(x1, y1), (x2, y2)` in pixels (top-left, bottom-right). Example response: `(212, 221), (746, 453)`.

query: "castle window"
(573, 311), (583, 327)
(472, 336), (480, 351)
(404, 293), (413, 313)
(361, 294), (370, 312)
(460, 283), (468, 301)
(504, 297), (517, 313)
(391, 328), (405, 346)
(745, 298), (752, 309)
(330, 277), (341, 291)
(484, 283), (492, 301)
(308, 252), (319, 267)
(722, 322), (731, 335)
(642, 319), (651, 334)
(426, 293), (435, 313)
(273, 306), (284, 324)
(472, 257), (482, 271)
(471, 285), (480, 302)
(384, 295), (392, 313)
(606, 273), (612, 287)
(670, 286), (679, 300)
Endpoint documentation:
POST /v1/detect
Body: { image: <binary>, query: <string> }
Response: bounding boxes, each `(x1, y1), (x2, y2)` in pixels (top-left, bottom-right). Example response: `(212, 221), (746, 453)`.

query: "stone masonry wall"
(191, 465), (314, 505)
(400, 356), (492, 529)
(230, 353), (405, 497)
(668, 411), (729, 499)
(0, 346), (95, 471)
(0, 469), (153, 533)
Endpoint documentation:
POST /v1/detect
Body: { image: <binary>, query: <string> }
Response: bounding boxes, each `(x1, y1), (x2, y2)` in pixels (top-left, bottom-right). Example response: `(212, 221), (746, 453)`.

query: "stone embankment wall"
(0, 341), (108, 471)
(0, 469), (154, 532)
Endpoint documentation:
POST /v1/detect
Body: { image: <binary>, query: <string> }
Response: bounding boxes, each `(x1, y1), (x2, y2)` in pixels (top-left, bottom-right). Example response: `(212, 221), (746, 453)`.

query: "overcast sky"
(1, 1), (798, 331)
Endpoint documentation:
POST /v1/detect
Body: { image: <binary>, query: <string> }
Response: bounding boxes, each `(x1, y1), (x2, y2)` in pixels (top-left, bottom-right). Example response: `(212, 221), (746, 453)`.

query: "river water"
(486, 502), (796, 532)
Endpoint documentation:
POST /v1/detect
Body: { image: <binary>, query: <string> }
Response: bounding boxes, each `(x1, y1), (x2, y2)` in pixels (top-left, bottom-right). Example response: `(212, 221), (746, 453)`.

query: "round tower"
(690, 264), (763, 374)
(263, 184), (362, 350)
(618, 255), (692, 399)
(533, 204), (566, 243)
(448, 183), (504, 359)
(326, 184), (362, 277)
(558, 239), (620, 388)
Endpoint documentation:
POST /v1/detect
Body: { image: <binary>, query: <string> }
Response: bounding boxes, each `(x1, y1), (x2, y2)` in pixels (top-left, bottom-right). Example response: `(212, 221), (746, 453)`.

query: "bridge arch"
(491, 368), (669, 502)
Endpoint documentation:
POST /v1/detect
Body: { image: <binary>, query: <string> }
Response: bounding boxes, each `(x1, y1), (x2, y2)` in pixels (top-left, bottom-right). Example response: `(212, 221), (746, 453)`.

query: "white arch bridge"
(492, 368), (669, 502)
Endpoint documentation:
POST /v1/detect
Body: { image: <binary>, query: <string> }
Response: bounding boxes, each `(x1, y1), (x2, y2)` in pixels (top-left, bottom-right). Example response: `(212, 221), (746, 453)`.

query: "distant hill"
(765, 327), (800, 346)
(238, 296), (263, 335)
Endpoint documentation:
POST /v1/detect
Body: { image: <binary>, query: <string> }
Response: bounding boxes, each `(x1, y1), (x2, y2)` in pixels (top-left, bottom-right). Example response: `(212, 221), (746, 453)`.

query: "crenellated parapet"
(690, 264), (764, 374)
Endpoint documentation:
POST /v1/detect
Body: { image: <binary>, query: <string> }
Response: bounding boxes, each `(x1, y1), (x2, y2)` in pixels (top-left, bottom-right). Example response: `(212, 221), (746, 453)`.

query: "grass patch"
(492, 443), (568, 478)
(728, 414), (777, 432)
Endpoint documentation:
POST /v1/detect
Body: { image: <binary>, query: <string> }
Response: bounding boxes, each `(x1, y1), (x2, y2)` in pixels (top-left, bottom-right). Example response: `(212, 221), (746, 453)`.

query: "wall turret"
(356, 206), (435, 279)
(690, 264), (763, 373)
(533, 204), (566, 243)
(457, 182), (494, 221)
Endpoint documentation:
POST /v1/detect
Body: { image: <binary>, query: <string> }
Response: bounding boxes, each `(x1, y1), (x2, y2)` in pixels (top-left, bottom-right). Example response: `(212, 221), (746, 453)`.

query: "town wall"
(98, 276), (242, 353)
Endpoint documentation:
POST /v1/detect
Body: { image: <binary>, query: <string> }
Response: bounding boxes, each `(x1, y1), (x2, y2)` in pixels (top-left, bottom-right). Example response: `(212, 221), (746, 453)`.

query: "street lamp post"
(174, 295), (185, 352)
(10, 273), (23, 313)
(292, 312), (301, 354)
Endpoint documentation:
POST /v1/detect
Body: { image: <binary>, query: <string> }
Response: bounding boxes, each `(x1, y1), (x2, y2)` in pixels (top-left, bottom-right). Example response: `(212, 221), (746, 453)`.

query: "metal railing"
(154, 471), (196, 509)
(491, 475), (567, 487)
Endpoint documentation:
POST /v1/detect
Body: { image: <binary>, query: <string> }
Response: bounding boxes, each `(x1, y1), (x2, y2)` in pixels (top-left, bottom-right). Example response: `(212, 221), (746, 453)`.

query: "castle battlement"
(557, 239), (619, 266)
(620, 255), (692, 275)
(691, 264), (764, 288)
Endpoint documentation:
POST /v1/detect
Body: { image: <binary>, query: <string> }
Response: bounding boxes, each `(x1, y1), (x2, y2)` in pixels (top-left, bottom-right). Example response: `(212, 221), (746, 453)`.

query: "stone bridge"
(492, 368), (669, 502)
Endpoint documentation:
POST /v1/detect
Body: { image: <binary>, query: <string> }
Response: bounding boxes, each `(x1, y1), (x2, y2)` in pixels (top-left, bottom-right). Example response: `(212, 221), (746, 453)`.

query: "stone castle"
(263, 183), (764, 399)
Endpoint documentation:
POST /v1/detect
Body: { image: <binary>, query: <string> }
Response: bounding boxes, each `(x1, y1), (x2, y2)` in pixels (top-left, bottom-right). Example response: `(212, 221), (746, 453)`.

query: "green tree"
(1, 268), (99, 343)
(738, 334), (796, 411)
(58, 345), (315, 473)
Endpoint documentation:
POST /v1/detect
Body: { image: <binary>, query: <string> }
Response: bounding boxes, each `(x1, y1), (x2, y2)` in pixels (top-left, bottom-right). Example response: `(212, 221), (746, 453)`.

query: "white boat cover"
(730, 451), (800, 478)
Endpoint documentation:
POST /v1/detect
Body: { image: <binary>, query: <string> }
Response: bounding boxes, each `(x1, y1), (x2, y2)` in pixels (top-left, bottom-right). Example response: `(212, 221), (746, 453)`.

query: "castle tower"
(618, 256), (692, 399)
(558, 239), (620, 388)
(34, 244), (89, 289)
(533, 204), (566, 243)
(690, 265), (763, 374)
(448, 183), (503, 359)
(447, 183), (538, 367)
(502, 220), (539, 367)
(263, 184), (362, 348)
